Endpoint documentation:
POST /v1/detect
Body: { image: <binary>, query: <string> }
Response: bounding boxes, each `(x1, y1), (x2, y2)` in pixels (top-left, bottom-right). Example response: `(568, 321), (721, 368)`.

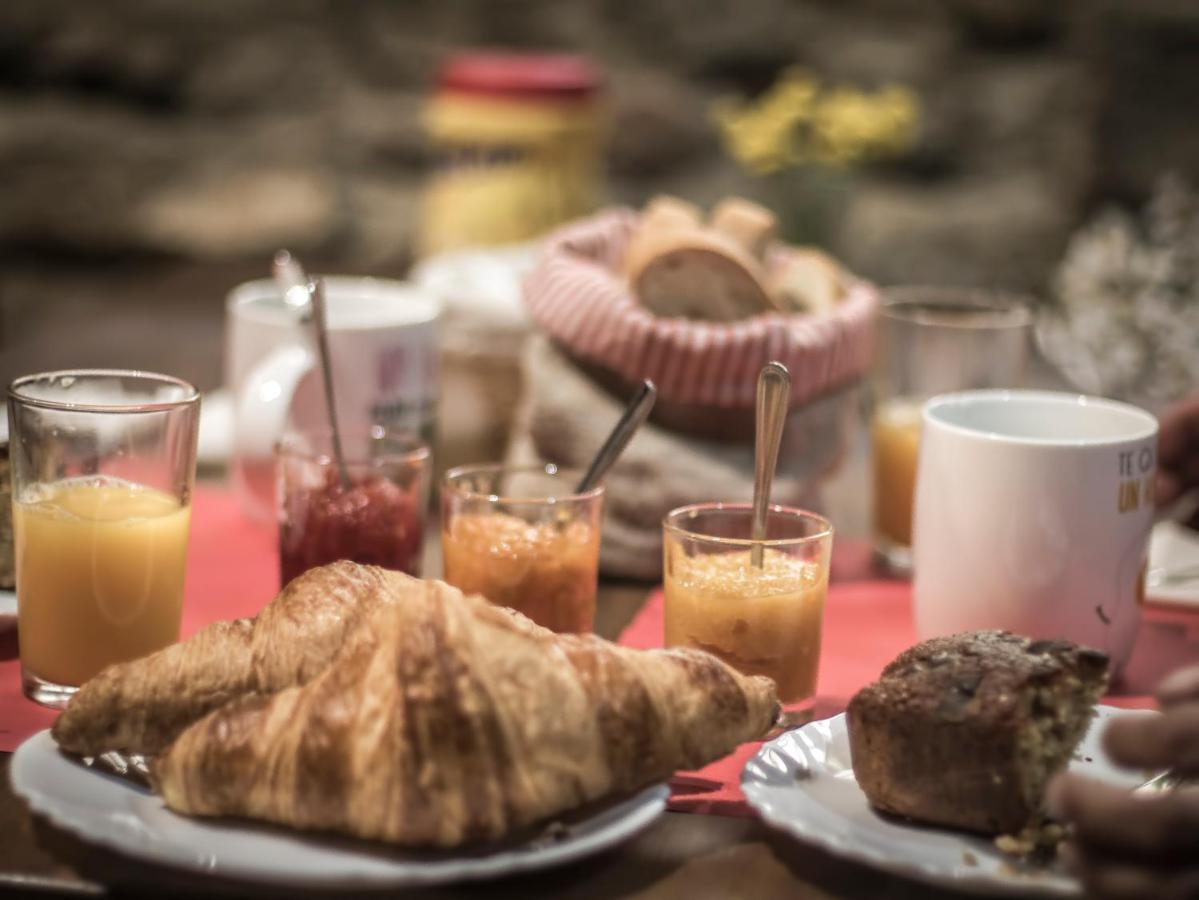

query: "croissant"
(53, 562), (414, 757)
(154, 577), (778, 847)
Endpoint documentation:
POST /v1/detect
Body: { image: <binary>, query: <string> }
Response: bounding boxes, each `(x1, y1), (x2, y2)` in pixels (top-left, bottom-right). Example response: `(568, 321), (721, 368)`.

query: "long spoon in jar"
(750, 361), (791, 568)
(575, 380), (657, 494)
(309, 278), (351, 490)
(272, 249), (313, 321)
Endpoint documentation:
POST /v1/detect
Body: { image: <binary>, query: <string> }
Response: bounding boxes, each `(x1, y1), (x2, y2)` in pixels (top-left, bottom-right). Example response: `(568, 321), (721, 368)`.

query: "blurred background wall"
(1, 0), (1197, 391)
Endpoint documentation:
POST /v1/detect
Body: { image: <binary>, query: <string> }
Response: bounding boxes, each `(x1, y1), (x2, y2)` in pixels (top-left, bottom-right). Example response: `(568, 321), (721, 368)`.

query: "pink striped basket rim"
(523, 208), (879, 408)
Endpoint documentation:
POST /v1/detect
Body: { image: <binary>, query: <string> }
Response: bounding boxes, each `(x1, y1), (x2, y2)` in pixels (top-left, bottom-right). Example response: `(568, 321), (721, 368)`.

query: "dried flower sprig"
(1039, 173), (1199, 409)
(712, 68), (920, 175)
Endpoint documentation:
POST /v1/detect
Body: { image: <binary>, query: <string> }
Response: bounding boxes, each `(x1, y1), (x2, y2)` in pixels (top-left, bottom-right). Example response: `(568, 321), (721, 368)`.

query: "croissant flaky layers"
(53, 562), (405, 757)
(52, 562), (778, 847)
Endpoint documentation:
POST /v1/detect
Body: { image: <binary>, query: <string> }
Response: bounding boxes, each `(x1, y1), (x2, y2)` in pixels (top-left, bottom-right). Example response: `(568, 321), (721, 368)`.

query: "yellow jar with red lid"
(418, 53), (605, 257)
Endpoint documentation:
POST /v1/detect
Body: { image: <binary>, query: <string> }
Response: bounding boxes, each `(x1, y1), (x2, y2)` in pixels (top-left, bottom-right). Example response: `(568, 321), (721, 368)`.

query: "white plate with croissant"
(11, 563), (778, 888)
(12, 732), (670, 887)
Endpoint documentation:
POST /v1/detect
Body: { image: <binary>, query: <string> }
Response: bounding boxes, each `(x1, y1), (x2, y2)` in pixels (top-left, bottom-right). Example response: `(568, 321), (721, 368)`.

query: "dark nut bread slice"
(847, 630), (1109, 835)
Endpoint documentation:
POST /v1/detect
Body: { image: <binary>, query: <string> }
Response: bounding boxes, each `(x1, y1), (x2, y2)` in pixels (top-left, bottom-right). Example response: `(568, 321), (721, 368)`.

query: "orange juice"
(872, 399), (923, 548)
(14, 477), (191, 686)
(663, 547), (827, 703)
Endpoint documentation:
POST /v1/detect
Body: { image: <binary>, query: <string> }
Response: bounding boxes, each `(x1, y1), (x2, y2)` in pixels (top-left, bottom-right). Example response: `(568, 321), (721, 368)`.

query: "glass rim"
(442, 462), (603, 504)
(662, 502), (834, 547)
(880, 286), (1033, 331)
(275, 426), (431, 465)
(7, 369), (200, 415)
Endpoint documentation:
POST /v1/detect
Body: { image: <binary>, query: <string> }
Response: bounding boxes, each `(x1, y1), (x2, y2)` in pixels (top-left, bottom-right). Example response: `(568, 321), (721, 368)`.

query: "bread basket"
(523, 208), (878, 411)
(515, 208), (879, 578)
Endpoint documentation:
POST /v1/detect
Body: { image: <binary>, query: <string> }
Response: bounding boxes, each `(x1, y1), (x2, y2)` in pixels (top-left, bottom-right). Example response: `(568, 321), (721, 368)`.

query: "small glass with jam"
(440, 463), (602, 633)
(276, 427), (430, 586)
(663, 503), (833, 711)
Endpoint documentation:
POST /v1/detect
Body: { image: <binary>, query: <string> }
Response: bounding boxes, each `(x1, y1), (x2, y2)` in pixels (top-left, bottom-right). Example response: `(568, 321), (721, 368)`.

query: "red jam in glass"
(279, 469), (424, 586)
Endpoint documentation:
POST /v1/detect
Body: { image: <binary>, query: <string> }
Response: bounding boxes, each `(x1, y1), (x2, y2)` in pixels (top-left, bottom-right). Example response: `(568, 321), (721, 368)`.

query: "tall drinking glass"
(663, 503), (833, 712)
(8, 370), (200, 708)
(872, 288), (1031, 574)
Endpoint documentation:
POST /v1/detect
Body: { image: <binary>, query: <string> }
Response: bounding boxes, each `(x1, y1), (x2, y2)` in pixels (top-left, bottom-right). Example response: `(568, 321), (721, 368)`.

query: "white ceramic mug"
(225, 276), (441, 521)
(913, 390), (1158, 671)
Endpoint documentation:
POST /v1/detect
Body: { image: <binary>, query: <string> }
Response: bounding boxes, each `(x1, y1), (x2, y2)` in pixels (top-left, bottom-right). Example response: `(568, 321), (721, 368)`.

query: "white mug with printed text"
(225, 276), (441, 522)
(913, 390), (1158, 671)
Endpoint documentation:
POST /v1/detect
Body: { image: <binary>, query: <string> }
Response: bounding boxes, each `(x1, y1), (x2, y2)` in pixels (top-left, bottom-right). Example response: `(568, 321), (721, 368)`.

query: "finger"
(1104, 705), (1199, 776)
(1051, 775), (1199, 860)
(1159, 667), (1199, 708)
(1062, 843), (1199, 900)
(1157, 394), (1199, 468)
(1158, 470), (1185, 507)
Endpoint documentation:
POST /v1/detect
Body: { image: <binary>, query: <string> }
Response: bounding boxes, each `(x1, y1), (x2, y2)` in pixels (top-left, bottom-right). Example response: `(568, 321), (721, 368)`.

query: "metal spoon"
(575, 380), (657, 493)
(1135, 769), (1183, 794)
(751, 361), (791, 568)
(309, 278), (350, 489)
(273, 249), (312, 321)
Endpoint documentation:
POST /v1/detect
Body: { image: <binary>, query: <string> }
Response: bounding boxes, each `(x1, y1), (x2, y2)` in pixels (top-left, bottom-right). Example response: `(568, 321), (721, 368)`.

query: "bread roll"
(710, 197), (777, 262)
(628, 230), (778, 322)
(768, 249), (844, 316)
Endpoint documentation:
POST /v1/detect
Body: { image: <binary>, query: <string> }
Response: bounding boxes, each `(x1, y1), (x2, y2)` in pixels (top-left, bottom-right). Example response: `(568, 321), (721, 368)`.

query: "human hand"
(1156, 394), (1199, 523)
(1048, 665), (1199, 899)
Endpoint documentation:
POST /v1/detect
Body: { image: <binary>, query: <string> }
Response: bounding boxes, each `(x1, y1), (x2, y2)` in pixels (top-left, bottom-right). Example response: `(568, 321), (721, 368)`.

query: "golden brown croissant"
(155, 577), (778, 847)
(53, 562), (416, 757)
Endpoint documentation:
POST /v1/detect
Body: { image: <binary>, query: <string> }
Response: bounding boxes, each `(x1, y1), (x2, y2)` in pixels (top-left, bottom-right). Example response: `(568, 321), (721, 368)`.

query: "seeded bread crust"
(847, 630), (1109, 835)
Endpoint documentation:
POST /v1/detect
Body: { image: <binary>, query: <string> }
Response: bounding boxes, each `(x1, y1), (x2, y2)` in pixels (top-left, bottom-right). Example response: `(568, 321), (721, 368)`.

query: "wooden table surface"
(0, 576), (986, 900)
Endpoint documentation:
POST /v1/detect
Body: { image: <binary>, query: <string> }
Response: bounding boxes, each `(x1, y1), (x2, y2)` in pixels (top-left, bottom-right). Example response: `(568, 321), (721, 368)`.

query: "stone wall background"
(1, 0), (1198, 390)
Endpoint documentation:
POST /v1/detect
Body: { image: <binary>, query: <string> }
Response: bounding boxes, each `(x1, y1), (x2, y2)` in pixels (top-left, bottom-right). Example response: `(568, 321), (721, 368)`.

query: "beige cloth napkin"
(507, 336), (857, 579)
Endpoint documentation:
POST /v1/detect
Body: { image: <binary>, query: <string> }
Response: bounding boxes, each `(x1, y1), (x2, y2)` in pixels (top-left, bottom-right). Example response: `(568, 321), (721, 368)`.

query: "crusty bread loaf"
(847, 630), (1108, 835)
(628, 230), (778, 322)
(641, 194), (703, 234)
(624, 196), (781, 321)
(768, 248), (844, 316)
(624, 195), (850, 321)
(710, 196), (777, 261)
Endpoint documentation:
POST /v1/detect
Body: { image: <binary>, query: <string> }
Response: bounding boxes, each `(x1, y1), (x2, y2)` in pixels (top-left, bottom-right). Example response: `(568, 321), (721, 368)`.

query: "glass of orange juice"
(663, 503), (833, 711)
(873, 289), (1032, 575)
(7, 370), (200, 707)
(441, 464), (602, 633)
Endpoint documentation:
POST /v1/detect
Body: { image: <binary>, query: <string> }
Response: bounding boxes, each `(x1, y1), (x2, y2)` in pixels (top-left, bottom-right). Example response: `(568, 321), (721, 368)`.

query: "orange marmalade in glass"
(442, 511), (600, 633)
(664, 546), (827, 703)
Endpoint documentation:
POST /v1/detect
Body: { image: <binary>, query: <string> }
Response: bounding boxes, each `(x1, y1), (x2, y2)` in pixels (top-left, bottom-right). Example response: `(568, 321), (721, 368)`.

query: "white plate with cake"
(742, 631), (1153, 896)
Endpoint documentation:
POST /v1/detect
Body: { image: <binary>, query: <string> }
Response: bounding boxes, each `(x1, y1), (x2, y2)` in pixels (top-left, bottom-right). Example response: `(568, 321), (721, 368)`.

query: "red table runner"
(3, 487), (1198, 821)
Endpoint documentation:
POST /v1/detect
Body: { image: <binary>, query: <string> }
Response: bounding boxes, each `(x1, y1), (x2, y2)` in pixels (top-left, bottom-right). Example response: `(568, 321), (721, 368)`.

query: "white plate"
(11, 731), (668, 888)
(742, 705), (1153, 897)
(1147, 520), (1199, 610)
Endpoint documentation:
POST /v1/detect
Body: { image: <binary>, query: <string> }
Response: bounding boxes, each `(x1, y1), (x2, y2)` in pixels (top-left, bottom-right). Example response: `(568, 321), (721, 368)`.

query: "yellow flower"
(712, 69), (920, 174)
